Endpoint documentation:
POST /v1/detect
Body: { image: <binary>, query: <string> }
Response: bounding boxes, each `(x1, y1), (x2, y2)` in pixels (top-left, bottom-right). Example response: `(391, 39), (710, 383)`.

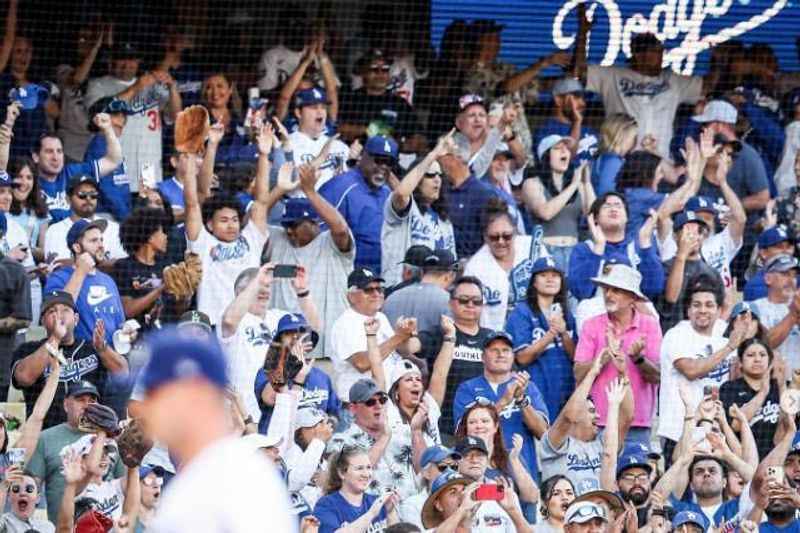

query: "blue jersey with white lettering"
(45, 266), (124, 344)
(85, 134), (131, 220)
(39, 161), (101, 222)
(454, 375), (549, 481)
(157, 177), (185, 210)
(254, 366), (341, 434)
(314, 491), (388, 533)
(505, 301), (577, 419)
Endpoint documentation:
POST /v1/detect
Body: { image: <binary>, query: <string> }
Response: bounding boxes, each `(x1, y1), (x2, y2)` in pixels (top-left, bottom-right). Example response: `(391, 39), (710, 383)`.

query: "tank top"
(537, 177), (582, 239)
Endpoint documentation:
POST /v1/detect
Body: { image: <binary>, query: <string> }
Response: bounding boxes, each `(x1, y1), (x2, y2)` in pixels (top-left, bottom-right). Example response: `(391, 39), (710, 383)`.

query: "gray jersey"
(539, 431), (604, 488)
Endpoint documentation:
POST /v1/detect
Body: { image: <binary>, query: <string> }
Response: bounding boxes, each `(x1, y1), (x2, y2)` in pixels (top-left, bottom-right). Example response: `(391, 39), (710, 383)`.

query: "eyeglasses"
(75, 192), (99, 200)
(369, 65), (390, 73)
(11, 484), (35, 494)
(487, 232), (513, 243)
(372, 156), (394, 167)
(362, 394), (389, 407)
(452, 296), (483, 306)
(362, 286), (384, 295)
(142, 477), (164, 488)
(619, 473), (649, 484)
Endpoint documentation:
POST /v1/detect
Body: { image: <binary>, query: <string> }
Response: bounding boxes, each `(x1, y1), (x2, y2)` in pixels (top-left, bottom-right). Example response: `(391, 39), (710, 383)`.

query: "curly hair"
(454, 404), (510, 474)
(200, 191), (245, 225)
(119, 207), (170, 255)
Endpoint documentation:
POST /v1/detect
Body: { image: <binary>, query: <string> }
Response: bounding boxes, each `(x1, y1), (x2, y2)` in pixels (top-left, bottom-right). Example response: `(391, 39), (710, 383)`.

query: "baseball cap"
(730, 301), (760, 320)
(630, 32), (664, 54)
(365, 135), (399, 160)
(112, 42), (141, 60)
(347, 268), (384, 289)
(565, 501), (608, 525)
(531, 256), (562, 276)
(348, 378), (385, 404)
(421, 471), (471, 528)
(275, 312), (319, 348)
(673, 210), (709, 231)
(356, 48), (391, 72)
(67, 173), (100, 195)
(789, 432), (800, 456)
(0, 211), (5, 238)
(672, 510), (708, 532)
(422, 249), (458, 271)
(40, 290), (76, 317)
(692, 100), (738, 124)
(552, 78), (585, 96)
(388, 359), (422, 391)
(420, 445), (461, 469)
(0, 170), (17, 189)
(281, 198), (320, 228)
(139, 464), (166, 479)
(685, 196), (716, 215)
(616, 448), (653, 478)
(765, 254), (799, 274)
(67, 380), (99, 399)
(177, 310), (212, 333)
(66, 219), (107, 251)
(140, 327), (228, 394)
(400, 245), (434, 267)
(537, 134), (576, 160)
(758, 225), (792, 249)
(294, 87), (328, 108)
(454, 436), (489, 456)
(573, 477), (625, 513)
(9, 84), (48, 110)
(458, 93), (487, 113)
(295, 407), (327, 429)
(88, 97), (135, 119)
(482, 330), (514, 350)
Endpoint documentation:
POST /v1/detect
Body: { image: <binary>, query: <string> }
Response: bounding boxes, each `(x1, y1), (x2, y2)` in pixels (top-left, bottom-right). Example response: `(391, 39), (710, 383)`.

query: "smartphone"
(473, 483), (504, 501)
(703, 385), (720, 401)
(549, 303), (562, 316)
(141, 163), (156, 189)
(6, 448), (24, 469)
(273, 264), (299, 278)
(691, 427), (708, 444)
(767, 465), (785, 484)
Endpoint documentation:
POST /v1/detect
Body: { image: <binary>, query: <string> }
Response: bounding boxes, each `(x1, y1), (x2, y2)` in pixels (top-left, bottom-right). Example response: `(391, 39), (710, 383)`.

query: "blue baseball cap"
(67, 173), (100, 194)
(140, 327), (228, 394)
(422, 471), (471, 528)
(280, 198), (320, 227)
(139, 464), (166, 479)
(420, 445), (461, 469)
(482, 330), (513, 350)
(365, 135), (398, 160)
(66, 219), (107, 251)
(0, 211), (6, 238)
(672, 510), (708, 532)
(531, 256), (562, 276)
(616, 449), (652, 478)
(730, 301), (760, 320)
(9, 83), (49, 110)
(275, 313), (319, 348)
(758, 226), (792, 249)
(673, 210), (709, 231)
(766, 254), (799, 274)
(294, 87), (328, 108)
(0, 170), (17, 189)
(789, 432), (800, 456)
(552, 78), (584, 97)
(685, 196), (716, 215)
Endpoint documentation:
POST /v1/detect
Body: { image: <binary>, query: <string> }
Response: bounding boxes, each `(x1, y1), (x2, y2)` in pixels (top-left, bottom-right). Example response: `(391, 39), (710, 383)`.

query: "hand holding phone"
(273, 264), (299, 278)
(473, 483), (504, 501)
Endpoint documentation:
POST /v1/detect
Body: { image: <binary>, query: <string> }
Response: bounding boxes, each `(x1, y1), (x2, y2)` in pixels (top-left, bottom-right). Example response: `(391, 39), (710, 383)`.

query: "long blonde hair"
(599, 113), (638, 155)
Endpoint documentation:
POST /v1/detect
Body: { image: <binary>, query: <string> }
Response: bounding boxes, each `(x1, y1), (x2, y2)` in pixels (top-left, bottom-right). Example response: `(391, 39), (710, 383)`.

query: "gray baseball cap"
(348, 378), (384, 403)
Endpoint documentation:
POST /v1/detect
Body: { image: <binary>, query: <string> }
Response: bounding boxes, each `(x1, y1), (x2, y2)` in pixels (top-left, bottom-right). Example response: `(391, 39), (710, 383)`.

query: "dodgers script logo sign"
(432, 0), (798, 76)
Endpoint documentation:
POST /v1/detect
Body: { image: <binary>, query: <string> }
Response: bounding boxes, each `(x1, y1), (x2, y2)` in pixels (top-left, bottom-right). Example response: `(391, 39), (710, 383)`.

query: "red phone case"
(474, 484), (504, 501)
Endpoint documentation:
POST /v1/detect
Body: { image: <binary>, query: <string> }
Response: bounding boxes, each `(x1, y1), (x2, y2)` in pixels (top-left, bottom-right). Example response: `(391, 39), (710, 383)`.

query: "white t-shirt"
(660, 226), (741, 289)
(189, 223), (268, 326)
(288, 131), (349, 191)
(351, 54), (429, 105)
(151, 437), (296, 533)
(753, 298), (800, 374)
(257, 45), (340, 92)
(1, 216), (34, 268)
(43, 216), (127, 262)
(218, 309), (285, 421)
(586, 65), (704, 157)
(657, 320), (731, 441)
(78, 478), (123, 521)
(329, 307), (404, 399)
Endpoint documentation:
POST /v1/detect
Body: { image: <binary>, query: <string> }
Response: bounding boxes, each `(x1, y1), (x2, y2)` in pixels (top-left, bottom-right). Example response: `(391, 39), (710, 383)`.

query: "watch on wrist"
(442, 336), (456, 343)
(243, 415), (254, 425)
(515, 396), (531, 409)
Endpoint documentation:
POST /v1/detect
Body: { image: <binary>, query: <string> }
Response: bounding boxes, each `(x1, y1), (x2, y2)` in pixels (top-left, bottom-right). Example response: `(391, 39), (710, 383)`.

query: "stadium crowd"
(1, 0), (800, 532)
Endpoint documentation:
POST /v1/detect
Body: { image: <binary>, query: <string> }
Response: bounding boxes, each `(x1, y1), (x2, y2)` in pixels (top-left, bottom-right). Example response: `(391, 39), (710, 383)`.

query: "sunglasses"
(436, 462), (457, 473)
(142, 476), (164, 488)
(452, 296), (483, 306)
(362, 394), (389, 407)
(465, 397), (493, 409)
(362, 286), (384, 295)
(424, 172), (443, 178)
(11, 484), (35, 494)
(372, 156), (394, 167)
(369, 65), (390, 73)
(75, 192), (99, 200)
(487, 232), (513, 243)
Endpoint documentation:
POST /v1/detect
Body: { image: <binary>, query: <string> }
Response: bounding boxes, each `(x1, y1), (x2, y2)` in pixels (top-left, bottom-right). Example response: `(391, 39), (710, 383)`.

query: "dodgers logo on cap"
(687, 512), (697, 521)
(313, 88), (322, 99)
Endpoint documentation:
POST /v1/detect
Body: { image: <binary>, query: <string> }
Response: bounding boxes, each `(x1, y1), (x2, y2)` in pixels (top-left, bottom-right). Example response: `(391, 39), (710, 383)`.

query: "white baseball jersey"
(151, 437), (296, 533)
(288, 131), (349, 190)
(43, 216), (127, 262)
(85, 75), (170, 191)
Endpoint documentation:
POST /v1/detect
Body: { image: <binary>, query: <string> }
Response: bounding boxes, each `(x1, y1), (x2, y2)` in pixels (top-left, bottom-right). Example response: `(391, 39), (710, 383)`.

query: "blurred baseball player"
(139, 328), (296, 532)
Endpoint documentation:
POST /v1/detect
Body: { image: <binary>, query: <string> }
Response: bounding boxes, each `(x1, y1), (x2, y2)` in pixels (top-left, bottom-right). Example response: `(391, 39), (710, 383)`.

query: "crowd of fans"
(1, 0), (800, 531)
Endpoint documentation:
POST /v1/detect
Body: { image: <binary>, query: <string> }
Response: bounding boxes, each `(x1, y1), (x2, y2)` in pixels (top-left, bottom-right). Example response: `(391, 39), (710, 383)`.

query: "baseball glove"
(116, 418), (154, 468)
(162, 253), (202, 301)
(263, 343), (303, 390)
(78, 403), (120, 436)
(175, 105), (210, 154)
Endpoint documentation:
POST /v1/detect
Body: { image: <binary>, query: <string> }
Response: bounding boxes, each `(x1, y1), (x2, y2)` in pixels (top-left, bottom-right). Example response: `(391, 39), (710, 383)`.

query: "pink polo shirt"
(574, 311), (662, 428)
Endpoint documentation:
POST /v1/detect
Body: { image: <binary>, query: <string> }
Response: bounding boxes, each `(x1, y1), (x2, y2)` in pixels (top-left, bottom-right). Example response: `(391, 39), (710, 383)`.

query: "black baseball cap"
(40, 290), (75, 317)
(347, 268), (385, 289)
(67, 174), (100, 195)
(112, 42), (141, 60)
(67, 380), (99, 399)
(423, 249), (458, 271)
(400, 245), (434, 267)
(177, 310), (212, 333)
(454, 436), (489, 456)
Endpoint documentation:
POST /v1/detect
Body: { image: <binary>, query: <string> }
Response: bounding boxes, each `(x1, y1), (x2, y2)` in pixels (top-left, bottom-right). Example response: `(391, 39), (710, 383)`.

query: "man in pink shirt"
(574, 260), (662, 448)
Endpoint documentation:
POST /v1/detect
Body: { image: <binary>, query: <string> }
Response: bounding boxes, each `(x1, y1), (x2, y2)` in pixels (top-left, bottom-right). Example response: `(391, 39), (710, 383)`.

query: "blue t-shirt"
(319, 168), (390, 273)
(624, 188), (666, 239)
(85, 134), (131, 220)
(314, 491), (388, 533)
(453, 375), (549, 481)
(670, 493), (739, 528)
(45, 267), (125, 344)
(761, 521), (800, 533)
(591, 153), (625, 196)
(505, 301), (577, 419)
(39, 161), (101, 223)
(254, 366), (341, 435)
(0, 74), (48, 159)
(533, 119), (599, 164)
(157, 177), (186, 210)
(445, 175), (499, 259)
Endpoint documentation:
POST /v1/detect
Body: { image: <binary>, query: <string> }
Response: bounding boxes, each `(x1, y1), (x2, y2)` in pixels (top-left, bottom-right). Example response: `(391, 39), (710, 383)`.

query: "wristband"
(366, 334), (377, 337)
(442, 336), (456, 344)
(515, 396), (531, 409)
(633, 356), (645, 365)
(296, 290), (310, 299)
(243, 416), (254, 425)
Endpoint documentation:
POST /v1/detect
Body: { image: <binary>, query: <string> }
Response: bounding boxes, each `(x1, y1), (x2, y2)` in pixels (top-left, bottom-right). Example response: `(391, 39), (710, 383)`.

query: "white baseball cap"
(692, 100), (738, 124)
(537, 134), (576, 161)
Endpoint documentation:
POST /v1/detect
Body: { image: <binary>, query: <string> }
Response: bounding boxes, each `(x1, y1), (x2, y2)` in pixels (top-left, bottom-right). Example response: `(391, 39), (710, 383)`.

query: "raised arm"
(0, 0), (17, 73)
(180, 152), (203, 242)
(292, 266), (321, 332)
(297, 164), (352, 253)
(428, 317), (455, 407)
(716, 153), (746, 244)
(501, 51), (571, 95)
(220, 263), (273, 338)
(0, 101), (19, 172)
(275, 46), (315, 121)
(247, 124), (274, 236)
(15, 357), (60, 463)
(198, 123), (223, 203)
(56, 450), (86, 533)
(317, 41), (339, 122)
(93, 113), (124, 177)
(549, 352), (604, 449)
(364, 317), (386, 391)
(521, 173), (580, 221)
(572, 3), (592, 79)
(391, 130), (454, 213)
(92, 320), (128, 374)
(601, 377), (627, 491)
(68, 25), (105, 87)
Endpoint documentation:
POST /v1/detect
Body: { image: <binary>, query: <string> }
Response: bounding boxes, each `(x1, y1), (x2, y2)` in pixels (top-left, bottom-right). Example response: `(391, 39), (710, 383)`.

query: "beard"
(766, 500), (796, 522)
(623, 488), (649, 506)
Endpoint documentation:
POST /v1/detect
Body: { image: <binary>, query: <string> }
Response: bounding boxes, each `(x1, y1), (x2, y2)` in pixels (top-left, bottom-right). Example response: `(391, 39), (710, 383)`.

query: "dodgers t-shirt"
(85, 133), (131, 220)
(39, 160), (102, 222)
(314, 491), (388, 533)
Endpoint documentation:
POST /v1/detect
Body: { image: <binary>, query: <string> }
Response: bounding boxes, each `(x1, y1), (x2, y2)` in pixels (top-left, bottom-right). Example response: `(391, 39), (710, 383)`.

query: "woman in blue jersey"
(313, 446), (399, 533)
(505, 256), (576, 419)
